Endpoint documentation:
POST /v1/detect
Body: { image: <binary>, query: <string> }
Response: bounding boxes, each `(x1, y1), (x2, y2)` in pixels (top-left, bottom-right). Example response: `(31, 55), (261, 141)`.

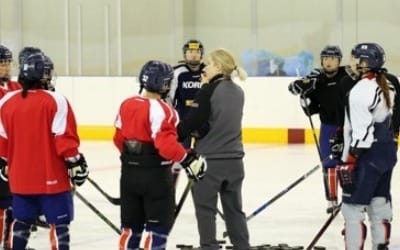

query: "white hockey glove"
(65, 153), (89, 186)
(180, 150), (207, 182)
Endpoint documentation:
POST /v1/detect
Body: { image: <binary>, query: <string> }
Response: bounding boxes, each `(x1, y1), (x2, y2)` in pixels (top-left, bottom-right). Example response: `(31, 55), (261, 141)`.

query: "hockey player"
(0, 53), (89, 250)
(168, 39), (206, 123)
(335, 45), (400, 142)
(0, 44), (21, 249)
(288, 45), (353, 213)
(336, 43), (396, 250)
(178, 48), (250, 250)
(167, 39), (206, 186)
(114, 60), (207, 250)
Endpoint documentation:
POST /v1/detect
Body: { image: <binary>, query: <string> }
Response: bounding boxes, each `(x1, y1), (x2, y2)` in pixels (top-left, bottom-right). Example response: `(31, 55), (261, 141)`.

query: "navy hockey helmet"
(320, 45), (342, 61)
(20, 53), (46, 81)
(182, 39), (204, 55)
(351, 43), (385, 71)
(0, 45), (12, 63)
(18, 46), (42, 65)
(139, 60), (174, 94)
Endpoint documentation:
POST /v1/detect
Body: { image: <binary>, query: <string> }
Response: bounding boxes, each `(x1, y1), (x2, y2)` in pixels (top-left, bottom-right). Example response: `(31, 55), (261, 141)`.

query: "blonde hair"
(208, 48), (247, 81)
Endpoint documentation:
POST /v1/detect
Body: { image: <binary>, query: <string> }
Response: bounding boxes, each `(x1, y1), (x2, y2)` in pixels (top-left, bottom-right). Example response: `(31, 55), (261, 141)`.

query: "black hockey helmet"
(18, 46), (42, 65)
(138, 60), (174, 95)
(0, 45), (12, 63)
(182, 39), (204, 56)
(351, 43), (385, 71)
(20, 53), (46, 81)
(320, 45), (342, 61)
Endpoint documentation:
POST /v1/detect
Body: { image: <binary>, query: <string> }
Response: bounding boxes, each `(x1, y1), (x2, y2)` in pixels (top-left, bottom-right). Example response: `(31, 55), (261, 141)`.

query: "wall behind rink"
(55, 76), (321, 144)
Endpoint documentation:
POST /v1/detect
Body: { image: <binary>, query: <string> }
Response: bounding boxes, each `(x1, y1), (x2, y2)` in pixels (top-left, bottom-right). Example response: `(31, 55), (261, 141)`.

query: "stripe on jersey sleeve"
(48, 92), (69, 135)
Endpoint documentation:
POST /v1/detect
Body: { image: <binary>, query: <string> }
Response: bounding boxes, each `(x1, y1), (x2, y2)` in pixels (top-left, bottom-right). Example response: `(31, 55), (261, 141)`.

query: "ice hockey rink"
(26, 142), (400, 250)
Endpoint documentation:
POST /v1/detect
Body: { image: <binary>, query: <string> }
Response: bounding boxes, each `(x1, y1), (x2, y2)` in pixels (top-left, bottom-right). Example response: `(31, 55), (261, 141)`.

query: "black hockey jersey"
(303, 66), (352, 125)
(168, 63), (206, 118)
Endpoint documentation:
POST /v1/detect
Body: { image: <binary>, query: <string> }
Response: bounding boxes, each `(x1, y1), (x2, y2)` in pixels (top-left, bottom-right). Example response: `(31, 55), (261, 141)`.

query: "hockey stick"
(301, 95), (322, 160)
(87, 177), (121, 205)
(305, 202), (342, 250)
(74, 190), (121, 235)
(174, 179), (194, 221)
(222, 159), (328, 238)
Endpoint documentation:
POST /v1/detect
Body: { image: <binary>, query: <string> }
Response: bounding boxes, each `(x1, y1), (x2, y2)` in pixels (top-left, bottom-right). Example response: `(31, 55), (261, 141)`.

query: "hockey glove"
(0, 158), (8, 182)
(180, 150), (207, 182)
(329, 128), (344, 160)
(288, 78), (317, 96)
(65, 153), (89, 186)
(337, 155), (356, 194)
(307, 68), (323, 79)
(337, 147), (365, 194)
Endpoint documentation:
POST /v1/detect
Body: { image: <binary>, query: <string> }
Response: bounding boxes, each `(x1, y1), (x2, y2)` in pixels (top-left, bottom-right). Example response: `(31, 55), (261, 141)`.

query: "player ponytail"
(209, 48), (247, 82)
(376, 71), (391, 109)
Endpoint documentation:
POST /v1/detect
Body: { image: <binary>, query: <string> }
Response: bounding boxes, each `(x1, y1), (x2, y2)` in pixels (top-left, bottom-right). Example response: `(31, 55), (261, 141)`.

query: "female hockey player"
(0, 53), (89, 250)
(114, 60), (206, 250)
(0, 44), (21, 249)
(338, 43), (396, 250)
(288, 45), (353, 213)
(168, 39), (207, 186)
(178, 48), (250, 250)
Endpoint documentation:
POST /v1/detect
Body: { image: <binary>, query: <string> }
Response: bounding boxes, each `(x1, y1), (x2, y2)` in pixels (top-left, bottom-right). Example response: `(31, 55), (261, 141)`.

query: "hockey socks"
(50, 224), (70, 250)
(119, 227), (143, 250)
(143, 224), (169, 250)
(9, 219), (31, 250)
(0, 208), (12, 249)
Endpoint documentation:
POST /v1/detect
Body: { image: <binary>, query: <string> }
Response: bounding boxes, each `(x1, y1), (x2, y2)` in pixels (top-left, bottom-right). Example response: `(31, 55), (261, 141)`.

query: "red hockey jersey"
(114, 95), (186, 163)
(0, 89), (80, 194)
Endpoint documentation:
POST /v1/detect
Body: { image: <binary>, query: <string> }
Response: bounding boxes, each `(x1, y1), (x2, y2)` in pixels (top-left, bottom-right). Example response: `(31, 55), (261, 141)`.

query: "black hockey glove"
(65, 153), (89, 186)
(288, 78), (317, 96)
(180, 150), (207, 182)
(307, 68), (323, 79)
(0, 158), (8, 182)
(329, 128), (344, 160)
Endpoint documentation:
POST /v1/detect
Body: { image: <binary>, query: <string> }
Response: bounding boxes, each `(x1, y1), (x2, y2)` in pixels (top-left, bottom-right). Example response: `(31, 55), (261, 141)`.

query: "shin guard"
(9, 219), (31, 250)
(119, 227), (142, 250)
(367, 197), (392, 249)
(342, 203), (367, 250)
(50, 224), (70, 250)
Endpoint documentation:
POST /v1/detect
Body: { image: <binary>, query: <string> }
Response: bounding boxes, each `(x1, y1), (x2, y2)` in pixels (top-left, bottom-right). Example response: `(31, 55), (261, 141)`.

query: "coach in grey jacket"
(178, 48), (250, 250)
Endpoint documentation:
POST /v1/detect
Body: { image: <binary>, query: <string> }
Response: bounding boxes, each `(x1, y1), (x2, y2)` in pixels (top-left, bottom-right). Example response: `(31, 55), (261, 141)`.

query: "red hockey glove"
(337, 147), (366, 194)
